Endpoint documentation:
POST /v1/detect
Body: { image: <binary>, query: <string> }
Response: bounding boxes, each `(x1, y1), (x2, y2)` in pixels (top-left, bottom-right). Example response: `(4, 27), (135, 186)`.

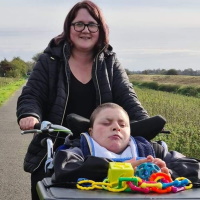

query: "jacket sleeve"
(110, 54), (149, 121)
(163, 150), (200, 183)
(52, 147), (110, 183)
(16, 54), (50, 123)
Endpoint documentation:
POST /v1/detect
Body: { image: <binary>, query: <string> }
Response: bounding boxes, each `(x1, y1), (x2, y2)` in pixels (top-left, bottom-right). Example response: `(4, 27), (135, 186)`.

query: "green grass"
(134, 86), (200, 158)
(0, 78), (26, 106)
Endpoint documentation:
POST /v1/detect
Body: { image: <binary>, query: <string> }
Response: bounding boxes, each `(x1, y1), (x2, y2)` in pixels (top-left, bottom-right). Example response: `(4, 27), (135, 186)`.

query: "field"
(129, 74), (200, 98)
(129, 74), (200, 87)
(134, 85), (200, 159)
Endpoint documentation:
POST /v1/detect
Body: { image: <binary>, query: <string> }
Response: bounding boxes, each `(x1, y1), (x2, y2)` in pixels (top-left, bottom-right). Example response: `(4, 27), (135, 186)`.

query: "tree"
(7, 57), (28, 78)
(165, 69), (178, 75)
(0, 59), (13, 77)
(182, 68), (195, 76)
(142, 70), (149, 75)
(159, 69), (167, 75)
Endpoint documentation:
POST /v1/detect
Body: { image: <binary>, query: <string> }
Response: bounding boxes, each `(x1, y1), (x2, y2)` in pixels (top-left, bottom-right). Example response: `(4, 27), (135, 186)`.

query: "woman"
(17, 1), (149, 199)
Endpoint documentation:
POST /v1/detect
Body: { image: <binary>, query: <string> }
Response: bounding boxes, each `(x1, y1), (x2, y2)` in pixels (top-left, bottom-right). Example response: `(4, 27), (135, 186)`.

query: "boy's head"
(89, 103), (131, 154)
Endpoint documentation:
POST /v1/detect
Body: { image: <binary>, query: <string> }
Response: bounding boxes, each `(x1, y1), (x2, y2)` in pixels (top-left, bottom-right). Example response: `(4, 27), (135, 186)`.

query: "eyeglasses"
(71, 22), (99, 33)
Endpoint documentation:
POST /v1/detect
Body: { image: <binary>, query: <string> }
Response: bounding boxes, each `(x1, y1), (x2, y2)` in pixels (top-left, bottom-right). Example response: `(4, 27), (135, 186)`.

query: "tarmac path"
(0, 88), (32, 200)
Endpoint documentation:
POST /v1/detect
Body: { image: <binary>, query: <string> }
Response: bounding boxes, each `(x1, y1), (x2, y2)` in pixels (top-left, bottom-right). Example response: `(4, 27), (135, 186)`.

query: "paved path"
(0, 88), (32, 200)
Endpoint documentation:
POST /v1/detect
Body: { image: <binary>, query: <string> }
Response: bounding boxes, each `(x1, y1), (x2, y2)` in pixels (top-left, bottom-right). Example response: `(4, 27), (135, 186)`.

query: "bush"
(158, 84), (180, 93)
(139, 81), (159, 90)
(178, 86), (199, 97)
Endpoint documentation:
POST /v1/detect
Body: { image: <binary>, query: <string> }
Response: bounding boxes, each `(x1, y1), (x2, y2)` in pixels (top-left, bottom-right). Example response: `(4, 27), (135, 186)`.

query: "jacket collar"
(44, 38), (113, 60)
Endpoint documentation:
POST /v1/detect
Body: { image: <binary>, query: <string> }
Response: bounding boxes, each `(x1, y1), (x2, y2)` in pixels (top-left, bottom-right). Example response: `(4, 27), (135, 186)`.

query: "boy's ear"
(88, 128), (93, 135)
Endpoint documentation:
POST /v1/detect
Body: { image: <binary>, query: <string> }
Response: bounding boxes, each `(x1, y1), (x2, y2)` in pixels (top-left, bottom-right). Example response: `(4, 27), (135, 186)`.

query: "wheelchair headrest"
(66, 113), (166, 141)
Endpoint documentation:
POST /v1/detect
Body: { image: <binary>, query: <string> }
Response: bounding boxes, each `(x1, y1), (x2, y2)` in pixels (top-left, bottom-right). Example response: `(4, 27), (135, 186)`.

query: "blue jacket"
(51, 134), (155, 183)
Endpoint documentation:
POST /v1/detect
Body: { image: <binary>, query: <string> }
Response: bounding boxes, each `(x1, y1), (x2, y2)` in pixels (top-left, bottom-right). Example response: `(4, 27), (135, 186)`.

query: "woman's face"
(89, 108), (131, 154)
(70, 8), (99, 53)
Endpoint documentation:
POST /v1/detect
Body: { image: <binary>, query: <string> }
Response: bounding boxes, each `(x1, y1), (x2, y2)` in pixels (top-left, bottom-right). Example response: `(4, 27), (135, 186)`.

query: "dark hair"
(89, 103), (130, 128)
(54, 0), (109, 54)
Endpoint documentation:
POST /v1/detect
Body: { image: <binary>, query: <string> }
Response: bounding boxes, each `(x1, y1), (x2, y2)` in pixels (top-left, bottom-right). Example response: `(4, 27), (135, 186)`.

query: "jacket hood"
(43, 39), (67, 59)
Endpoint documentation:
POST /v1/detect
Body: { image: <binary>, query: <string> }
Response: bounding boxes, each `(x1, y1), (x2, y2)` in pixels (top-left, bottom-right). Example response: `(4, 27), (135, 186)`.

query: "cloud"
(1, 0), (200, 71)
(116, 48), (200, 71)
(118, 48), (200, 55)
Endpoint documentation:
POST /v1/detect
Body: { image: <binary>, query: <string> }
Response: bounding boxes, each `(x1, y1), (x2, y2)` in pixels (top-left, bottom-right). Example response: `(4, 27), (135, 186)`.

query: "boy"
(88, 103), (169, 173)
(52, 103), (170, 183)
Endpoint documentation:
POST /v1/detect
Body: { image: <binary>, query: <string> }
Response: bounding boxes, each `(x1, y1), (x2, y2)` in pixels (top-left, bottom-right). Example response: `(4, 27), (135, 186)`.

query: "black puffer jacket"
(17, 39), (149, 173)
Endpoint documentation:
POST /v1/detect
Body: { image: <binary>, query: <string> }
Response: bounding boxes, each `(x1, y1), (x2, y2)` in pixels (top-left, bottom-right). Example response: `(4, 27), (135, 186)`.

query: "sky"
(1, 0), (200, 71)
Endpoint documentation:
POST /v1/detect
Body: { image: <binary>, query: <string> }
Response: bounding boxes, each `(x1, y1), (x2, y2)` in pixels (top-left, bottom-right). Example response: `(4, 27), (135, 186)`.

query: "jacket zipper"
(94, 46), (106, 105)
(53, 43), (69, 144)
(61, 43), (70, 126)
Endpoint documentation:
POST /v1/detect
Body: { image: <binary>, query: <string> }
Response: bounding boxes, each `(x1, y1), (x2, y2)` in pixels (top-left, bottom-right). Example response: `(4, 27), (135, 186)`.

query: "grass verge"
(0, 79), (26, 106)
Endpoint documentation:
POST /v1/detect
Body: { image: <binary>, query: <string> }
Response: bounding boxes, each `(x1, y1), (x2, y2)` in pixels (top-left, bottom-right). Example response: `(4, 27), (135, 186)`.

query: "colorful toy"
(135, 162), (161, 180)
(107, 162), (134, 183)
(76, 162), (193, 194)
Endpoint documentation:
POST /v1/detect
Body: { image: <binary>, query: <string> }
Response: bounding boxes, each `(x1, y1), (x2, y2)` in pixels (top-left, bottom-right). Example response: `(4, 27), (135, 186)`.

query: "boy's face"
(89, 107), (130, 154)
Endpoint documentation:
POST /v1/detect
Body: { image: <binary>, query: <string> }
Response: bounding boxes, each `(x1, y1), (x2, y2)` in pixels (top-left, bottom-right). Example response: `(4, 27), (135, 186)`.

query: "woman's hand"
(126, 155), (170, 176)
(19, 116), (39, 130)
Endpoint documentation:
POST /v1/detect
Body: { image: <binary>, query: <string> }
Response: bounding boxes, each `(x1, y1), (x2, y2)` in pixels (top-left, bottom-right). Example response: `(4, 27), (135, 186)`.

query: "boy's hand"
(125, 155), (170, 176)
(151, 156), (170, 176)
(125, 155), (153, 168)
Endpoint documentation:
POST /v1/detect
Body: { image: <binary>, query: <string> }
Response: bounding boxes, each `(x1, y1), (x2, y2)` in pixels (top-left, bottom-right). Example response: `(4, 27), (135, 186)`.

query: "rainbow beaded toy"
(76, 162), (192, 193)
